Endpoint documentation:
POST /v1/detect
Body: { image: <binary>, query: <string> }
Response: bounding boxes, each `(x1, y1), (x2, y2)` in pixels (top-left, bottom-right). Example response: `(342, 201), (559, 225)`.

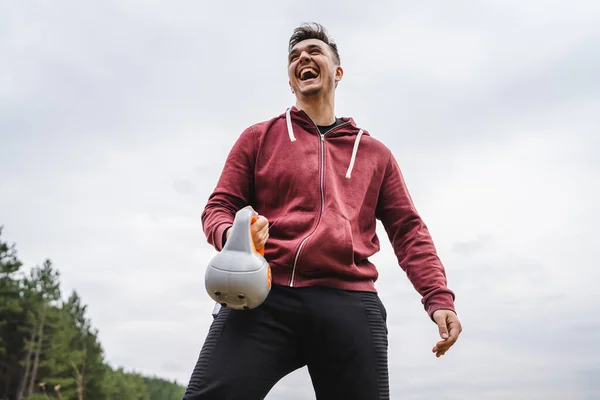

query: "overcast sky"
(1, 1), (599, 399)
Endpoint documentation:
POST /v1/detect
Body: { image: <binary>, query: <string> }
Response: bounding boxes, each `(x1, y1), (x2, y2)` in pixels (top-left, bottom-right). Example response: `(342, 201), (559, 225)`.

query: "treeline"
(0, 226), (186, 399)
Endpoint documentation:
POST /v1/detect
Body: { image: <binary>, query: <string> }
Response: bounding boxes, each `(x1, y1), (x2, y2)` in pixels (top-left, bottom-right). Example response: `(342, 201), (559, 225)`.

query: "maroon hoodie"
(201, 106), (455, 318)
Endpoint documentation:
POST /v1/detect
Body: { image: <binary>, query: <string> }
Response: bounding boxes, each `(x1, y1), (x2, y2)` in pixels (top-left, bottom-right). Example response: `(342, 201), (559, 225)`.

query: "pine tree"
(0, 226), (26, 399)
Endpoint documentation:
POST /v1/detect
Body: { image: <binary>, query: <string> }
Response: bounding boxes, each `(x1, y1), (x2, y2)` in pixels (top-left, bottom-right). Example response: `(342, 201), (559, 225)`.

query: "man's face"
(288, 39), (343, 98)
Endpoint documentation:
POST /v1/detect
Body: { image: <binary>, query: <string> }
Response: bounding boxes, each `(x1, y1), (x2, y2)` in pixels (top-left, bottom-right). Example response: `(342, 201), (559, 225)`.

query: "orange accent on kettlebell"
(250, 214), (265, 256)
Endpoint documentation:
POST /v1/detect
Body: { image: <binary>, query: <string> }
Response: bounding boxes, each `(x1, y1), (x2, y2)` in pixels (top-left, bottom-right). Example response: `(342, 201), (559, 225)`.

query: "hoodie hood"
(283, 106), (368, 179)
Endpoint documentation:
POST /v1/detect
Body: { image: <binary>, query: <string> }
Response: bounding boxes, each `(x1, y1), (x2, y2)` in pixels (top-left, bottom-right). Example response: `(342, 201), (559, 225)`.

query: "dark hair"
(288, 22), (340, 65)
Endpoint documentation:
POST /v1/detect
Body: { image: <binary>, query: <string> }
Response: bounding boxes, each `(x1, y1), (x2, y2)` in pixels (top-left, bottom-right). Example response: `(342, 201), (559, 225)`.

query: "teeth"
(300, 67), (318, 80)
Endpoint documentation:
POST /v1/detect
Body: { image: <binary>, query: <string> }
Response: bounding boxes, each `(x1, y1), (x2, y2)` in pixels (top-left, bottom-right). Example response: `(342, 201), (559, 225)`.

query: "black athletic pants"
(182, 284), (389, 400)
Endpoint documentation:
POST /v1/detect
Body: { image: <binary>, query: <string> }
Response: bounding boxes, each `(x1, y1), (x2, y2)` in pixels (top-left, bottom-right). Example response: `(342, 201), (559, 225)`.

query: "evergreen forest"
(0, 226), (186, 400)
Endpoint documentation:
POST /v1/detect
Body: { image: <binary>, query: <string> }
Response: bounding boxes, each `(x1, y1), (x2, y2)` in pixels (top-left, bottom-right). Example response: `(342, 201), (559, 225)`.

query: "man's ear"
(334, 66), (343, 88)
(335, 66), (344, 83)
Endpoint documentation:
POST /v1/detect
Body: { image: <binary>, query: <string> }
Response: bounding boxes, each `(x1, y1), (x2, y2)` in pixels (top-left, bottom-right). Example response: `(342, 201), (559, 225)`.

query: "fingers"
(255, 230), (269, 249)
(448, 319), (462, 343)
(432, 337), (451, 357)
(432, 314), (449, 358)
(252, 215), (269, 231)
(251, 215), (269, 248)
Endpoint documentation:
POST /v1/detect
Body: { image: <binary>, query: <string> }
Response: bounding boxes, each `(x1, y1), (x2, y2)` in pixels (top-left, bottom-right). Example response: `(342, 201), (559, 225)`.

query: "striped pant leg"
(183, 287), (305, 400)
(303, 288), (390, 400)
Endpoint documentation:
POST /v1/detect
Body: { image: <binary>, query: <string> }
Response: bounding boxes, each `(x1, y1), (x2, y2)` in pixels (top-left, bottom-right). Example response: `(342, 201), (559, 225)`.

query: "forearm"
(385, 212), (455, 317)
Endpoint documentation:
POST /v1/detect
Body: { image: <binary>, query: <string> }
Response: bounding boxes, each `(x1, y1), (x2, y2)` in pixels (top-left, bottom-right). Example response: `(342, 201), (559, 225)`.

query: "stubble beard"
(297, 79), (336, 99)
(299, 85), (321, 97)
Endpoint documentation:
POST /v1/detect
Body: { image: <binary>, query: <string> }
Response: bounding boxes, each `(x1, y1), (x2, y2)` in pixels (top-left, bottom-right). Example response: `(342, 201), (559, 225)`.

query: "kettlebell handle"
(223, 206), (264, 256)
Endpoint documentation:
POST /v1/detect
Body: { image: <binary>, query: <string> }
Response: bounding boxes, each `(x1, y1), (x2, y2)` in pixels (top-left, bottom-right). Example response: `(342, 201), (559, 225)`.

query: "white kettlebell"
(205, 207), (272, 311)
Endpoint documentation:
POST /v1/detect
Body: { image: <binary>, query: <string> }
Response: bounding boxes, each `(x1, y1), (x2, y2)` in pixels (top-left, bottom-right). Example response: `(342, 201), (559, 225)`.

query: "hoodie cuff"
(426, 292), (457, 321)
(214, 223), (232, 251)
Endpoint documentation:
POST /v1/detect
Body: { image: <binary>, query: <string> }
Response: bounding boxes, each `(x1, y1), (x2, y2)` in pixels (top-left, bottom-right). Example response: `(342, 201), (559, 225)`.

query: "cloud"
(1, 1), (599, 399)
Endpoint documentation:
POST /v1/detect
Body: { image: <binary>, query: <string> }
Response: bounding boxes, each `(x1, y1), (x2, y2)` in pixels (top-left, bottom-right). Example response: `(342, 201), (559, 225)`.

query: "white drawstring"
(286, 108), (362, 179)
(345, 129), (363, 179)
(286, 108), (296, 142)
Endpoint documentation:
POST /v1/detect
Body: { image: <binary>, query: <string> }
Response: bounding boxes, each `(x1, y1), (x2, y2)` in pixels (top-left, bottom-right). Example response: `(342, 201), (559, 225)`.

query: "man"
(183, 22), (462, 400)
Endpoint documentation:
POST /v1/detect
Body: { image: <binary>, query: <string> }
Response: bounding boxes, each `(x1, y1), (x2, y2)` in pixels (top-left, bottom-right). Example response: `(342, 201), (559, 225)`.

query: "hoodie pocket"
(296, 208), (355, 276)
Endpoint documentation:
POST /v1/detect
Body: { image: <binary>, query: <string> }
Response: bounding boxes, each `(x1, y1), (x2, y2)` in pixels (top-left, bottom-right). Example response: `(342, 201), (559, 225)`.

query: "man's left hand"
(432, 309), (462, 358)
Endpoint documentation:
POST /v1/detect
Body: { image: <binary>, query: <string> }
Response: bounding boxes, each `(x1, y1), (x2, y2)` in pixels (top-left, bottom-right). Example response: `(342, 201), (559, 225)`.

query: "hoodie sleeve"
(376, 152), (456, 319)
(201, 126), (257, 251)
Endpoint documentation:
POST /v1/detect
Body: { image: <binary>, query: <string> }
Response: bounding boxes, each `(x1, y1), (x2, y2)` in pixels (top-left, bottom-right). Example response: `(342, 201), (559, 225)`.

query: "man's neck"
(295, 95), (336, 126)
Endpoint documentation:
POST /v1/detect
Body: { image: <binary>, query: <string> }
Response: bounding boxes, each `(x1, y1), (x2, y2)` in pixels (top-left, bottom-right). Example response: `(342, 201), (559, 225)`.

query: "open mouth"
(299, 67), (319, 81)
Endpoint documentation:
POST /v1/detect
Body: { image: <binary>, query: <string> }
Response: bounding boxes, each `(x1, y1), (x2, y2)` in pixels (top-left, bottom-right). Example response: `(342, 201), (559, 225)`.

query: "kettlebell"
(205, 207), (272, 310)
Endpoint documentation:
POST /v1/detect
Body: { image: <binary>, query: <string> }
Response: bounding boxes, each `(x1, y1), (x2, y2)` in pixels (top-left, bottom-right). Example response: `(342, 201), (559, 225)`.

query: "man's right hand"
(226, 214), (269, 249)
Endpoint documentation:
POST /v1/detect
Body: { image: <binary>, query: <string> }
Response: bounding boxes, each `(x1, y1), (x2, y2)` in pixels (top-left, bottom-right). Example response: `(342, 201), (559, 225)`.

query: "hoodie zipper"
(289, 117), (350, 286)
